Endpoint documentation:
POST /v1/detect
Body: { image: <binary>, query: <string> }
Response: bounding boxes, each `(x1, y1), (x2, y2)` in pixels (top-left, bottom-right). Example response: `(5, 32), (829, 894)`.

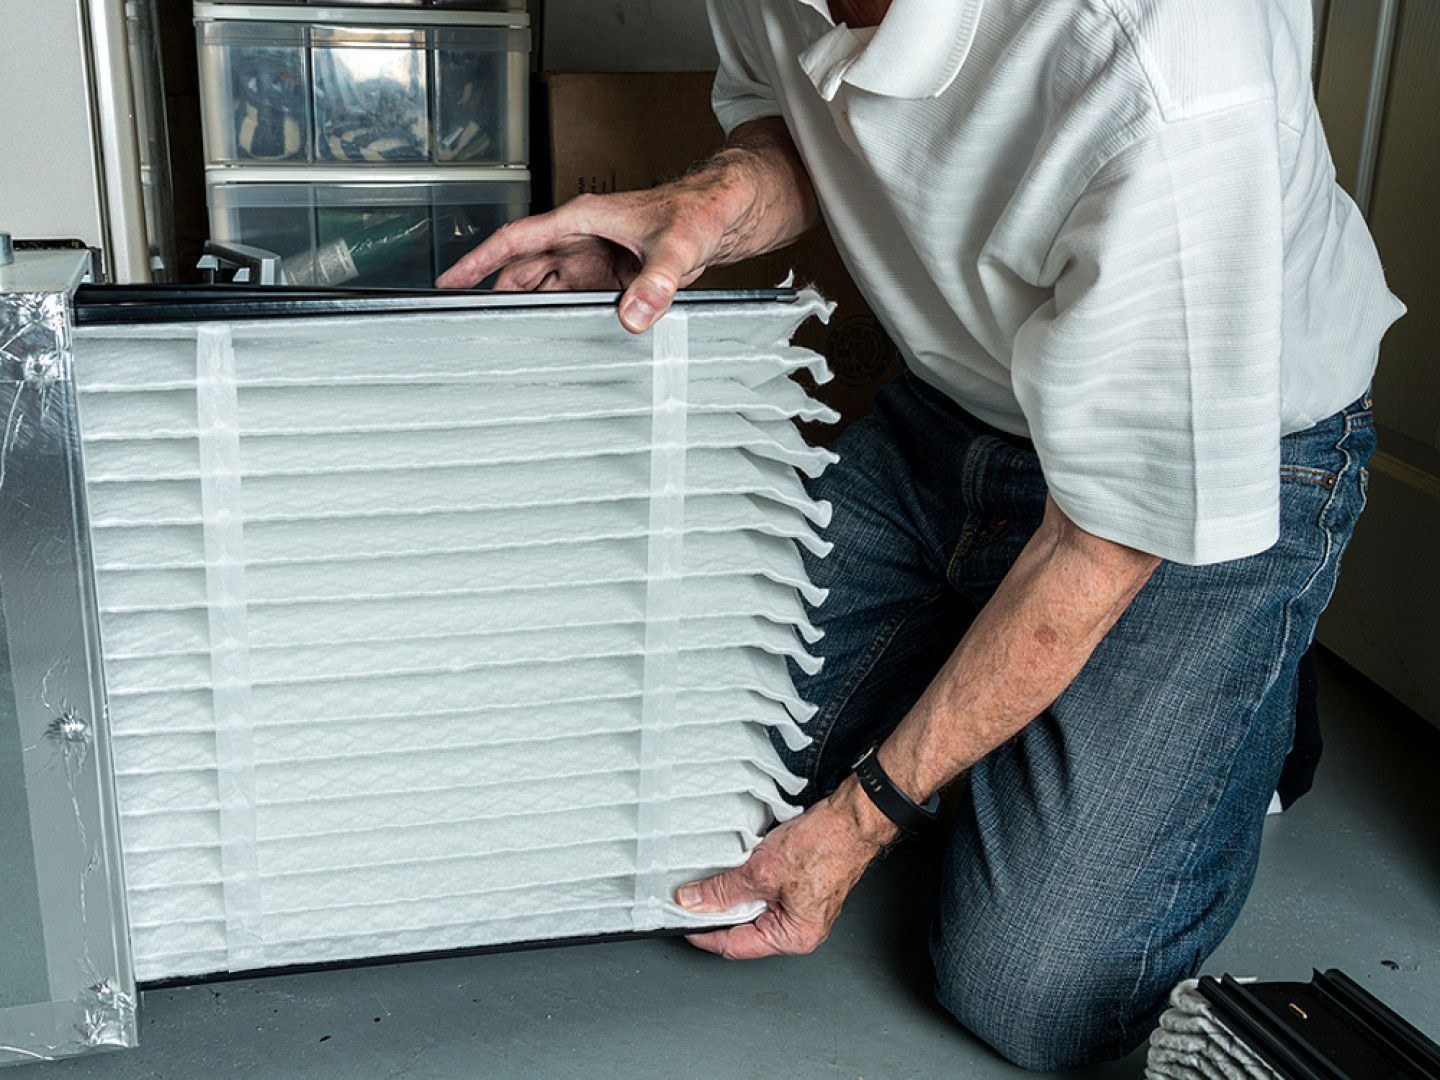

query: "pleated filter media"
(69, 293), (837, 982)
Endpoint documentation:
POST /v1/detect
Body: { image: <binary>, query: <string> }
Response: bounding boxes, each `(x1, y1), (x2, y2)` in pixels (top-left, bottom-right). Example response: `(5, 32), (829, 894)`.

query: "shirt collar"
(794, 0), (985, 102)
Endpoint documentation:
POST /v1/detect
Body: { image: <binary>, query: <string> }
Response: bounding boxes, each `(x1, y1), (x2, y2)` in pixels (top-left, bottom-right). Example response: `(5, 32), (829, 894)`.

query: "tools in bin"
(226, 45), (504, 164)
(436, 78), (495, 162)
(230, 47), (306, 161)
(315, 49), (428, 162)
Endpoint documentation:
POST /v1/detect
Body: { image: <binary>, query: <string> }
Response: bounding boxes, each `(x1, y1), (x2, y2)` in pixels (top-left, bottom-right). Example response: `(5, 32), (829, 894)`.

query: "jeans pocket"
(1279, 464), (1339, 492)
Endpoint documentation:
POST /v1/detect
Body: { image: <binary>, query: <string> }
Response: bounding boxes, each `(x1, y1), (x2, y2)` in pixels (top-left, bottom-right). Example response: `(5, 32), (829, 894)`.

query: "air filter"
(65, 289), (836, 983)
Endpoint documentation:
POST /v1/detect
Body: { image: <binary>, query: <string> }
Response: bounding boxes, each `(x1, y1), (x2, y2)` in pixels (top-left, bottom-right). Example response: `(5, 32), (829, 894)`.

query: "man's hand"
(677, 776), (897, 960)
(436, 185), (733, 333)
(435, 117), (820, 334)
(678, 498), (1160, 962)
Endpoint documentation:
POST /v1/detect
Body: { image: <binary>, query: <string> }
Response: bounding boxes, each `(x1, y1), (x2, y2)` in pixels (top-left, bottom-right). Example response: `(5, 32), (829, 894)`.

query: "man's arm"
(436, 118), (818, 333)
(678, 496), (1161, 960)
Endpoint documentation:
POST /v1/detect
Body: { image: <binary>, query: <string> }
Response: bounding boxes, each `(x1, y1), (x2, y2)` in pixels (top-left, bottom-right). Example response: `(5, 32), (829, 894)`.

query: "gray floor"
(16, 655), (1440, 1079)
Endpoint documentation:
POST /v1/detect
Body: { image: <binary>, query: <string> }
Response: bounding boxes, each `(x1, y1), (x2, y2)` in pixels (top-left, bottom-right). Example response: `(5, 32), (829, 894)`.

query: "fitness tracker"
(851, 745), (941, 836)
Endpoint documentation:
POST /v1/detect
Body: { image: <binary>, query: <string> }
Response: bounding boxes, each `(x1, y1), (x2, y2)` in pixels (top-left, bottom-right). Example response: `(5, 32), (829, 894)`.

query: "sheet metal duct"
(0, 251), (834, 1062)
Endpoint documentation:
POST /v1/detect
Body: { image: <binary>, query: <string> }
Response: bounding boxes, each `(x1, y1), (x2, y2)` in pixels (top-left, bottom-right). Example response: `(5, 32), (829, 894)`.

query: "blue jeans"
(782, 373), (1374, 1069)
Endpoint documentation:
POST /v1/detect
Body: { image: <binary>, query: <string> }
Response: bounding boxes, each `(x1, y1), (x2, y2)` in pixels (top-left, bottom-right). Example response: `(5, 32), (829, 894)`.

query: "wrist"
(827, 773), (901, 852)
(681, 150), (770, 259)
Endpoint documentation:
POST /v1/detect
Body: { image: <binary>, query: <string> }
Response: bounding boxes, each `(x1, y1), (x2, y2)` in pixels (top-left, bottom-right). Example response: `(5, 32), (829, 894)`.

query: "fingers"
(435, 209), (572, 289)
(685, 909), (826, 961)
(675, 864), (764, 914)
(493, 255), (555, 292)
(435, 195), (707, 335)
(686, 922), (781, 961)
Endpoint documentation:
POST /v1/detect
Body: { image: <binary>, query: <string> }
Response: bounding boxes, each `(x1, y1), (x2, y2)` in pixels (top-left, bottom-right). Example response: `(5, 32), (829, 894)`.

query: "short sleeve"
(1011, 100), (1287, 565)
(706, 0), (784, 135)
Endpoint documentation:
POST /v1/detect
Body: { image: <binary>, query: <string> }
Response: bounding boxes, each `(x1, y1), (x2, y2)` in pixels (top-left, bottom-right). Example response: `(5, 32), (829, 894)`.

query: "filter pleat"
(85, 450), (829, 530)
(95, 531), (827, 613)
(94, 577), (825, 659)
(88, 495), (832, 574)
(82, 414), (836, 485)
(74, 291), (837, 980)
(77, 375), (837, 443)
(112, 687), (813, 759)
(104, 619), (822, 700)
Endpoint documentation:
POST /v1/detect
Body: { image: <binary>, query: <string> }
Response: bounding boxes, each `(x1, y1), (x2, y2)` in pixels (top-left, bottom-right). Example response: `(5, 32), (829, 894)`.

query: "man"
(438, 0), (1403, 1067)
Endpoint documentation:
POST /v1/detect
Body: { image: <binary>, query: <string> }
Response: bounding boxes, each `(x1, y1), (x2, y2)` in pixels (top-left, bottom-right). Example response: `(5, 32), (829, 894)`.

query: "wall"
(542, 1), (1331, 72)
(0, 0), (105, 248)
(542, 0), (717, 71)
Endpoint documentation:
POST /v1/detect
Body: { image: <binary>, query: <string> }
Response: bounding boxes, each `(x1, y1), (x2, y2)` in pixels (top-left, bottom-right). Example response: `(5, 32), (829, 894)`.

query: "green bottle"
(283, 212), (432, 287)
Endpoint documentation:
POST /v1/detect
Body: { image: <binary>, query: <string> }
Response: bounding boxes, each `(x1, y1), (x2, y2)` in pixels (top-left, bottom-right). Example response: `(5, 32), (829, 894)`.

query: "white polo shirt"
(707, 0), (1404, 564)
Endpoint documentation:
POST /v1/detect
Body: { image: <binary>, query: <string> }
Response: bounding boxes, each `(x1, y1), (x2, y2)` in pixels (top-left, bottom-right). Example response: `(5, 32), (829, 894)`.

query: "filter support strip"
(197, 324), (265, 968)
(632, 311), (689, 931)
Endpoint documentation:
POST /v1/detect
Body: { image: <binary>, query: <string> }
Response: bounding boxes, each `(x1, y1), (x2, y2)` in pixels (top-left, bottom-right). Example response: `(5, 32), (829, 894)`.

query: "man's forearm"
(831, 496), (1162, 843)
(675, 117), (821, 267)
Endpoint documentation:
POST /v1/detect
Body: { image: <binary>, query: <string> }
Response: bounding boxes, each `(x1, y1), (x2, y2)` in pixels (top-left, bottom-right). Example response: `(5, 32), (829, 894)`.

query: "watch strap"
(851, 745), (940, 836)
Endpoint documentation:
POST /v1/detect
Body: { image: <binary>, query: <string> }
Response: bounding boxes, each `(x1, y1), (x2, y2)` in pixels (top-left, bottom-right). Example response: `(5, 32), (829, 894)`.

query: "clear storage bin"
(205, 1), (527, 7)
(199, 19), (311, 162)
(311, 24), (430, 162)
(196, 4), (530, 167)
(207, 172), (531, 288)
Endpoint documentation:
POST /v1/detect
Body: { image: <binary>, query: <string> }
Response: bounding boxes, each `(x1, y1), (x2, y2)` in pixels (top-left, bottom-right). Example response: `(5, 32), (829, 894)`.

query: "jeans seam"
(1121, 434), (1355, 1043)
(945, 529), (979, 582)
(802, 591), (943, 784)
(945, 518), (1015, 585)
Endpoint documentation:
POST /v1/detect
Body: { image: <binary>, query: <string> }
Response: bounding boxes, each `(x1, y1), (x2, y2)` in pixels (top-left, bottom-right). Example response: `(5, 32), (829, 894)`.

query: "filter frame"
(71, 284), (800, 326)
(0, 261), (811, 1063)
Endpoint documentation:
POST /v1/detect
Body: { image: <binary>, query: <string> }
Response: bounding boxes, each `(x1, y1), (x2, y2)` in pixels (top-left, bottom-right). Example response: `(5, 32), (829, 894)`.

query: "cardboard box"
(543, 71), (901, 443)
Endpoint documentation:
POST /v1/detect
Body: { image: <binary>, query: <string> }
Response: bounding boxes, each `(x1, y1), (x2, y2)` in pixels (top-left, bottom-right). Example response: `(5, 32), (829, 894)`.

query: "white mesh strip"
(633, 311), (688, 932)
(195, 324), (264, 970)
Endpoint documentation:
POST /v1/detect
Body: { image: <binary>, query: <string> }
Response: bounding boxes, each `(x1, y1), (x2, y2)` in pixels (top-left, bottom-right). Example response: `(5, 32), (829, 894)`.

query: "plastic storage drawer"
(207, 171), (531, 287)
(192, 1), (528, 6)
(196, 3), (530, 167)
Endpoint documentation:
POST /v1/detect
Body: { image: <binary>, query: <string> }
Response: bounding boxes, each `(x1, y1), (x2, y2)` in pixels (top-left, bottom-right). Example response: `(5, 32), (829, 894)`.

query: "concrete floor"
(15, 654), (1439, 1079)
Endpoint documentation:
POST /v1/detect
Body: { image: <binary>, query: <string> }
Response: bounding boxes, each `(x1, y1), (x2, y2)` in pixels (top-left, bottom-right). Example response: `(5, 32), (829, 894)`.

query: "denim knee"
(929, 917), (1169, 1070)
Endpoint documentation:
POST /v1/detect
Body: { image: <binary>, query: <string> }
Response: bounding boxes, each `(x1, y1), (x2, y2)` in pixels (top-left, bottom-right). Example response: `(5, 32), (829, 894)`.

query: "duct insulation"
(69, 292), (837, 982)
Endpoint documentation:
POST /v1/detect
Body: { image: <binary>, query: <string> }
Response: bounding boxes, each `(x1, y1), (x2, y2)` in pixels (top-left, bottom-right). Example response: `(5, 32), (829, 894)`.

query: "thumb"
(675, 866), (765, 913)
(618, 267), (680, 334)
(618, 230), (704, 333)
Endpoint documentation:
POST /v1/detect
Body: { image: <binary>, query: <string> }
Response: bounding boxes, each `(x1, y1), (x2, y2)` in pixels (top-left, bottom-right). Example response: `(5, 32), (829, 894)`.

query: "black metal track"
(1196, 970), (1440, 1080)
(72, 284), (800, 326)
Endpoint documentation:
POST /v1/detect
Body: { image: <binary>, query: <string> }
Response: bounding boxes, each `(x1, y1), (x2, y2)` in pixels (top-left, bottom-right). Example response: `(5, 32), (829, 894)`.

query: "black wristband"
(851, 745), (941, 836)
